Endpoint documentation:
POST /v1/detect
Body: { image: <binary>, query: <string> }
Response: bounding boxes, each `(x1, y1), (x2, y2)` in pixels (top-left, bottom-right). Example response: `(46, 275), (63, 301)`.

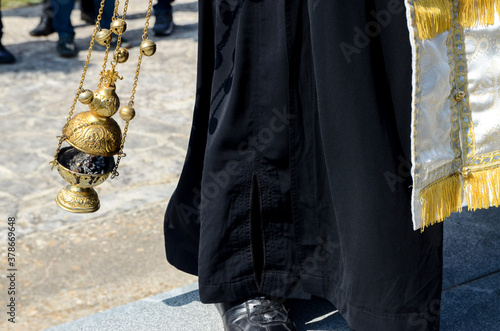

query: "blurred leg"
(43, 0), (53, 19)
(0, 4), (16, 64)
(153, 0), (174, 36)
(51, 0), (75, 37)
(80, 0), (95, 24)
(93, 0), (114, 29)
(0, 3), (3, 40)
(30, 0), (56, 36)
(153, 0), (174, 14)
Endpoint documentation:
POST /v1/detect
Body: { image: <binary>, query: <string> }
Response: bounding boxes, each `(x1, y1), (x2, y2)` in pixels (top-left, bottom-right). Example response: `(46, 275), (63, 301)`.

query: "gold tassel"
(413, 0), (452, 40)
(413, 0), (499, 40)
(459, 0), (496, 28)
(419, 173), (462, 230)
(463, 166), (500, 210)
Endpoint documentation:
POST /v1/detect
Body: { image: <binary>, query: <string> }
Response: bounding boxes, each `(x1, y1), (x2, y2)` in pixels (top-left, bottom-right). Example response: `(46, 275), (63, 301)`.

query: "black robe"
(164, 1), (443, 330)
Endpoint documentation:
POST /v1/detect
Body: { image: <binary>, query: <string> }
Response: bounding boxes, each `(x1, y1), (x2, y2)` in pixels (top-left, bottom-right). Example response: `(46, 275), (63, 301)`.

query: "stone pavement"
(47, 208), (500, 331)
(0, 1), (199, 330)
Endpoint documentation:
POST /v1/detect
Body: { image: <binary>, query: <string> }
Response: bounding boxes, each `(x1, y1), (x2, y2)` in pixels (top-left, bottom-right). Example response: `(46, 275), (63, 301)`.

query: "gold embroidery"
(450, 1), (477, 167)
(409, 0), (500, 229)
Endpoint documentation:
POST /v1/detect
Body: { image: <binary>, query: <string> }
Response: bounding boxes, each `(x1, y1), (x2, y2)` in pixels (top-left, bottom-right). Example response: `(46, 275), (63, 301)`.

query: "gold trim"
(472, 153), (500, 166)
(413, 0), (500, 40)
(450, 1), (477, 167)
(459, 0), (497, 28)
(408, 0), (500, 229)
(413, 0), (452, 40)
(419, 173), (462, 230)
(464, 165), (500, 210)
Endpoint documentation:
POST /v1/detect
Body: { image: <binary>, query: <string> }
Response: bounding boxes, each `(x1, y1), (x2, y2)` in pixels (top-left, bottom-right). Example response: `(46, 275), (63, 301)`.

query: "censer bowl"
(54, 146), (115, 213)
(64, 111), (122, 157)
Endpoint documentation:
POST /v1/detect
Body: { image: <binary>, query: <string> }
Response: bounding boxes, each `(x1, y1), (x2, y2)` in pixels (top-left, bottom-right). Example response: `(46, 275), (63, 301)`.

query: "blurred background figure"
(30, 0), (94, 37)
(28, 0), (176, 58)
(29, 0), (54, 36)
(153, 0), (174, 36)
(49, 0), (115, 58)
(0, 2), (15, 64)
(80, 0), (94, 25)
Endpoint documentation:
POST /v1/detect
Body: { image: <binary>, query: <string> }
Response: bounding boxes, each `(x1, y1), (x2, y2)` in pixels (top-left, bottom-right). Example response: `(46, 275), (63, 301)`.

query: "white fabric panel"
(414, 32), (454, 185)
(465, 19), (500, 159)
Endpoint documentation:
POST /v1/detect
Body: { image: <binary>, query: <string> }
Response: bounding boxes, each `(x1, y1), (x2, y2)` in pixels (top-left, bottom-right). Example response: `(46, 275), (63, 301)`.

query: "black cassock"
(164, 1), (443, 330)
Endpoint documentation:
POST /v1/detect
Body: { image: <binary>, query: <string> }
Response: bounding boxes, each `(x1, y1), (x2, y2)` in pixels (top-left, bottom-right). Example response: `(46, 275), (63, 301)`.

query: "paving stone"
(441, 272), (500, 331)
(442, 207), (500, 289)
(0, 0), (198, 241)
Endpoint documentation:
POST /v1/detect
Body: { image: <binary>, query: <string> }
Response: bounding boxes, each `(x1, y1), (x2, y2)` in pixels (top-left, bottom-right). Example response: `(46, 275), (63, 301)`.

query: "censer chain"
(51, 0), (108, 168)
(111, 0), (154, 178)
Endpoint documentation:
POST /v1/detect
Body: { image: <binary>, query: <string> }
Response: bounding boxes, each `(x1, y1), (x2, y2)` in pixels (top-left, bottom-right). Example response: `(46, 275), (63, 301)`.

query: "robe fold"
(164, 1), (499, 329)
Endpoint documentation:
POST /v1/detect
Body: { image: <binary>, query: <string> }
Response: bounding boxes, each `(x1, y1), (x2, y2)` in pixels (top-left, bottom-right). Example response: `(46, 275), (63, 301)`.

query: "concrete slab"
(47, 283), (224, 331)
(46, 283), (352, 331)
(442, 207), (500, 289)
(441, 271), (500, 331)
(47, 270), (500, 331)
(47, 206), (500, 331)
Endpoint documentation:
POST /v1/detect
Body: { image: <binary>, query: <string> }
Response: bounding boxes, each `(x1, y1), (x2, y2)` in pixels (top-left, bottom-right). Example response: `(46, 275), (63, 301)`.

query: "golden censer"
(51, 0), (157, 213)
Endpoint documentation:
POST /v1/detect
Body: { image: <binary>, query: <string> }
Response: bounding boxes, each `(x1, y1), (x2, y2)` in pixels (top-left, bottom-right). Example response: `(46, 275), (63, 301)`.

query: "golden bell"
(78, 89), (94, 104)
(115, 47), (129, 63)
(119, 106), (135, 121)
(96, 29), (113, 46)
(110, 19), (127, 35)
(140, 39), (156, 56)
(54, 146), (115, 213)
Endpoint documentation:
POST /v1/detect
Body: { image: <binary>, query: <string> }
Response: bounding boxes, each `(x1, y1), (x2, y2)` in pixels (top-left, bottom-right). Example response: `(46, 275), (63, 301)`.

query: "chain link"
(111, 0), (130, 71)
(100, 0), (121, 80)
(111, 0), (154, 178)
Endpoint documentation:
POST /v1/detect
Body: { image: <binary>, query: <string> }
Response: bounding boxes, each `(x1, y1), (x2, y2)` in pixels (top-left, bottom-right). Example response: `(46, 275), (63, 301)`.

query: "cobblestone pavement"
(0, 1), (199, 330)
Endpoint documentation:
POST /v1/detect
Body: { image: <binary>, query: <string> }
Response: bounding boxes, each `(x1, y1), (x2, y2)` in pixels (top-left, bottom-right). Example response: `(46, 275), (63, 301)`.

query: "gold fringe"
(419, 166), (500, 230)
(463, 166), (500, 210)
(413, 0), (499, 40)
(459, 0), (496, 27)
(419, 173), (462, 230)
(413, 0), (452, 40)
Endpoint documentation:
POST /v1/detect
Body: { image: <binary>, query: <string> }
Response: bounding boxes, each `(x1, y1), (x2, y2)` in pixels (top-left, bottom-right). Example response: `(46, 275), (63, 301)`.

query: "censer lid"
(63, 111), (122, 157)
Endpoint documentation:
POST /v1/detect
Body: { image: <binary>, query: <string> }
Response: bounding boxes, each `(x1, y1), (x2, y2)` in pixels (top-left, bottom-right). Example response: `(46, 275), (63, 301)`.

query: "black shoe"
(0, 43), (15, 64)
(56, 35), (77, 58)
(216, 297), (296, 331)
(29, 16), (55, 37)
(153, 11), (174, 36)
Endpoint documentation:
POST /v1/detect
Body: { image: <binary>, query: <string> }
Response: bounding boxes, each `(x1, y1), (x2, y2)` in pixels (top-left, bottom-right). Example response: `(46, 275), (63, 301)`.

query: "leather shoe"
(0, 43), (15, 64)
(216, 297), (296, 331)
(30, 16), (55, 37)
(56, 35), (77, 58)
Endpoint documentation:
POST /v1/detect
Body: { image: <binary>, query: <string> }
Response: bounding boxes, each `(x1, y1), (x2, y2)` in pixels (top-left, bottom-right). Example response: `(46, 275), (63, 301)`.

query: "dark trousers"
(42, 0), (52, 19)
(153, 0), (174, 15)
(0, 3), (3, 41)
(50, 0), (114, 37)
